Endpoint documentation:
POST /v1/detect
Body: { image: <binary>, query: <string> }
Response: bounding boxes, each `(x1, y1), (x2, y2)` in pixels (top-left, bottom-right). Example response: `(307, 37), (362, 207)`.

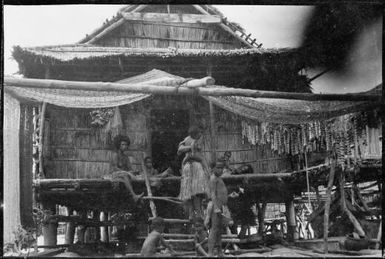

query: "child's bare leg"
(120, 175), (143, 202)
(208, 228), (215, 256)
(184, 200), (194, 220)
(196, 244), (208, 256)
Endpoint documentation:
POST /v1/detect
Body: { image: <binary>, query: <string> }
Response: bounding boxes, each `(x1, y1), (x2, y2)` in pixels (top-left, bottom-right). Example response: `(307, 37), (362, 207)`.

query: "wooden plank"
(122, 12), (221, 24)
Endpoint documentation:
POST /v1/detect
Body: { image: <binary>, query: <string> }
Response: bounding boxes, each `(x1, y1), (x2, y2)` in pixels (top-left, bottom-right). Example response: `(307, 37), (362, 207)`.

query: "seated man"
(221, 151), (253, 176)
(142, 156), (174, 178)
(139, 157), (174, 188)
(221, 151), (233, 176)
(103, 135), (143, 202)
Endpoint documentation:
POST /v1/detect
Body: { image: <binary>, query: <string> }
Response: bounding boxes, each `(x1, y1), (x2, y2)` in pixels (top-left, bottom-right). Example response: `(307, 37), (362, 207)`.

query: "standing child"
(140, 217), (175, 257)
(205, 158), (228, 257)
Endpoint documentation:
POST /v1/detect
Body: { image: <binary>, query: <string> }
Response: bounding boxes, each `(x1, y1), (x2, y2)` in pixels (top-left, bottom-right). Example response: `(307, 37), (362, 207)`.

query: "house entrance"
(150, 109), (189, 175)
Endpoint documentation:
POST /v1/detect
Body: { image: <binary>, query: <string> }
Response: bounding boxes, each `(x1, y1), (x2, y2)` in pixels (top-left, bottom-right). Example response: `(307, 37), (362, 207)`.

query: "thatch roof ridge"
(14, 44), (295, 62)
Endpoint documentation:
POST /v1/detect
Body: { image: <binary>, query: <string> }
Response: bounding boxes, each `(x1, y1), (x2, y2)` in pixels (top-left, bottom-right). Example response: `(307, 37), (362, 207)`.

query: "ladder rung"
(149, 218), (190, 224)
(138, 234), (239, 239)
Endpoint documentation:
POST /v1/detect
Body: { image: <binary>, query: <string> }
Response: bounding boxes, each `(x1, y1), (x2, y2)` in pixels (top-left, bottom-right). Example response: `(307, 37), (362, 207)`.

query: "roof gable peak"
(79, 5), (261, 48)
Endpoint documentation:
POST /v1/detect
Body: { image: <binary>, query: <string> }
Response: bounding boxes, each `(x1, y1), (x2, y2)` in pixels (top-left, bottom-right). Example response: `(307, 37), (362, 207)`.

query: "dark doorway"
(151, 109), (189, 175)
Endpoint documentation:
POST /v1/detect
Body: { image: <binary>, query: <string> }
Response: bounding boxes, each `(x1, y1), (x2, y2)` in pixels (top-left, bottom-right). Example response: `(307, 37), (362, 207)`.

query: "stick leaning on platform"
(142, 160), (157, 218)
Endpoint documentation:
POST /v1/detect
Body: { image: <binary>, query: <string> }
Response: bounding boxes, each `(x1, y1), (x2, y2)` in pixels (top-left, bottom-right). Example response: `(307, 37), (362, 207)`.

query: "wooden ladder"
(141, 162), (240, 254)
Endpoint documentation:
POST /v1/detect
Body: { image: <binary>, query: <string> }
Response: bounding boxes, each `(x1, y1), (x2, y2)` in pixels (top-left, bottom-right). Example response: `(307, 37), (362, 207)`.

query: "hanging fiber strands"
(238, 109), (380, 161)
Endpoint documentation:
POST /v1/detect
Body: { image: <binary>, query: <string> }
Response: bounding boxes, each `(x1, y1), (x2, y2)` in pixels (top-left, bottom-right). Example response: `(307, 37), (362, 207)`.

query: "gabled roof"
(78, 4), (261, 48)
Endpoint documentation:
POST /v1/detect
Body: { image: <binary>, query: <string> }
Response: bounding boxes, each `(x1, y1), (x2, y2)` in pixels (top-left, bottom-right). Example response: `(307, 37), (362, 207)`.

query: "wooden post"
(304, 146), (312, 210)
(64, 207), (75, 245)
(93, 210), (101, 242)
(42, 203), (58, 246)
(76, 211), (87, 243)
(38, 102), (47, 178)
(323, 156), (336, 254)
(209, 101), (216, 163)
(353, 117), (359, 163)
(207, 62), (216, 163)
(374, 221), (382, 249)
(142, 160), (157, 217)
(340, 178), (366, 237)
(365, 125), (370, 156)
(285, 198), (296, 242)
(100, 211), (109, 243)
(257, 202), (267, 234)
(19, 104), (34, 228)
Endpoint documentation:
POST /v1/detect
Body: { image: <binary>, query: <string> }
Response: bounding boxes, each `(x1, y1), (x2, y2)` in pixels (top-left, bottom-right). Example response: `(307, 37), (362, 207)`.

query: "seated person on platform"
(103, 135), (143, 202)
(193, 217), (208, 256)
(140, 217), (175, 257)
(143, 156), (174, 178)
(221, 151), (233, 176)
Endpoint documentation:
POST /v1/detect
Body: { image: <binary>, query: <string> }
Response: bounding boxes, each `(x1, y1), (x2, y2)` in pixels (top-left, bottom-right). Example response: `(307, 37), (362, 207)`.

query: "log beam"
(5, 76), (381, 102)
(122, 12), (221, 24)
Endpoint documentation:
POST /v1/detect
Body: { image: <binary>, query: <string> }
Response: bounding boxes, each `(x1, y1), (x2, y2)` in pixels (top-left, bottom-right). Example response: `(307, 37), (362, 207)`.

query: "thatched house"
(4, 4), (382, 252)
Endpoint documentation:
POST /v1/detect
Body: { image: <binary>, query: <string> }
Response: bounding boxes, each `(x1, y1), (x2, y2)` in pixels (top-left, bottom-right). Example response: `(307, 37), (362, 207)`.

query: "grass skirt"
(179, 161), (210, 201)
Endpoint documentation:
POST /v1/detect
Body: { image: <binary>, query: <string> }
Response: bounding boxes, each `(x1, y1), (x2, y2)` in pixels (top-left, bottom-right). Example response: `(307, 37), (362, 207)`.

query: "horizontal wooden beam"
(122, 12), (221, 24)
(109, 34), (234, 44)
(5, 77), (381, 102)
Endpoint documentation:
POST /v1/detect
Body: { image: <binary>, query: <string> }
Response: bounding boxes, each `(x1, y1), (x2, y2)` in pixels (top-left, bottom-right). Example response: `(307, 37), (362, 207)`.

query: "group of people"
(106, 125), (235, 256)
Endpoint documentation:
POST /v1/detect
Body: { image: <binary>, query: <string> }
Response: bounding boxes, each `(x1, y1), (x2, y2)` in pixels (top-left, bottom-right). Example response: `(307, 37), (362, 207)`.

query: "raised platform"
(33, 161), (381, 211)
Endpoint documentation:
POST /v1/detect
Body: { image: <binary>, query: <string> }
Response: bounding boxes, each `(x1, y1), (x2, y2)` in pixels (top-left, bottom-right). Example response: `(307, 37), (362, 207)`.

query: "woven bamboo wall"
(44, 97), (291, 179)
(193, 101), (291, 174)
(96, 21), (242, 49)
(45, 102), (151, 179)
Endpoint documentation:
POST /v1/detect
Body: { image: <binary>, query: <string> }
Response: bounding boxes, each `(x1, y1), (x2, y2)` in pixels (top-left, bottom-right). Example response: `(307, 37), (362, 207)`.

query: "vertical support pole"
(38, 102), (47, 178)
(365, 125), (370, 156)
(257, 202), (267, 234)
(100, 211), (109, 243)
(19, 104), (34, 228)
(353, 117), (359, 163)
(304, 146), (312, 211)
(42, 203), (58, 246)
(323, 156), (336, 254)
(209, 101), (216, 163)
(76, 211), (87, 244)
(341, 174), (365, 237)
(285, 197), (296, 242)
(375, 221), (382, 250)
(207, 61), (216, 164)
(64, 207), (75, 245)
(94, 210), (101, 242)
